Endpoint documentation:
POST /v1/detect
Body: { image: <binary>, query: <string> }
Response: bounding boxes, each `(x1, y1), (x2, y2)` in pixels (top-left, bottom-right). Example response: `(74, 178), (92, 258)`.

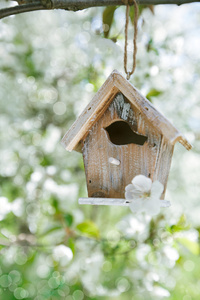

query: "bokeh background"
(0, 2), (200, 299)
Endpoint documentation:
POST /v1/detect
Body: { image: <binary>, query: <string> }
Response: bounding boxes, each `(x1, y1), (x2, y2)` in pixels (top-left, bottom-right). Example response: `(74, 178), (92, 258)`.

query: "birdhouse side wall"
(153, 136), (174, 199)
(82, 93), (163, 199)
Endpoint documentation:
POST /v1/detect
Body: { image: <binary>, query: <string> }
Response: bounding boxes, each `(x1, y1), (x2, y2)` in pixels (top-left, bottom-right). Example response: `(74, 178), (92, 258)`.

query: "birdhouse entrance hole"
(105, 120), (147, 146)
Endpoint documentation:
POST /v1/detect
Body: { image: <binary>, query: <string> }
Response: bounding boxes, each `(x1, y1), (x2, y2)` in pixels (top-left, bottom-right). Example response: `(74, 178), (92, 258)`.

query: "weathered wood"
(61, 70), (192, 152)
(82, 93), (162, 198)
(79, 197), (171, 207)
(153, 136), (174, 198)
(113, 72), (192, 150)
(62, 74), (118, 152)
(62, 69), (192, 203)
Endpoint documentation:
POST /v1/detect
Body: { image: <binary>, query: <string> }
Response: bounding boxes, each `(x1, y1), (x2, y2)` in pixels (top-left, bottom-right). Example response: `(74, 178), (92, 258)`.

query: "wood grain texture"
(153, 137), (174, 198)
(61, 69), (192, 202)
(82, 93), (163, 198)
(113, 72), (192, 150)
(61, 70), (192, 152)
(61, 74), (117, 152)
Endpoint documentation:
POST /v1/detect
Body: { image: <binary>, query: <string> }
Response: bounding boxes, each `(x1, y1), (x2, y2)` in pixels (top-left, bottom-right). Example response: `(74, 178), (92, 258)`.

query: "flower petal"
(145, 198), (160, 216)
(131, 175), (152, 194)
(125, 191), (134, 200)
(151, 181), (164, 199)
(129, 199), (143, 214)
(125, 183), (144, 199)
(125, 184), (134, 192)
(125, 184), (134, 199)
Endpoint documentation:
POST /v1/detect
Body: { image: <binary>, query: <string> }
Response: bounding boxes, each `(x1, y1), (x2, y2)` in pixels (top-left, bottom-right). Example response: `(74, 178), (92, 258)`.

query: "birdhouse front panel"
(82, 92), (164, 199)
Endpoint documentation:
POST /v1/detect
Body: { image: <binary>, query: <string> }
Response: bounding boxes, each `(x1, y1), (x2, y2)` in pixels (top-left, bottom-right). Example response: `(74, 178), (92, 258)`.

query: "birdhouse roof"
(61, 70), (192, 152)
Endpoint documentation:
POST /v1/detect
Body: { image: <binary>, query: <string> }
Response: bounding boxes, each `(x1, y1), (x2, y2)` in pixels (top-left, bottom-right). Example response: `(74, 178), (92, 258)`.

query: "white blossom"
(0, 197), (12, 221)
(125, 175), (164, 216)
(53, 245), (73, 266)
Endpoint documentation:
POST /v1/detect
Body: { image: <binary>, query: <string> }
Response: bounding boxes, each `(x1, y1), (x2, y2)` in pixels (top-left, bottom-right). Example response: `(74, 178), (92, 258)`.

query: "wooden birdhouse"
(61, 70), (191, 205)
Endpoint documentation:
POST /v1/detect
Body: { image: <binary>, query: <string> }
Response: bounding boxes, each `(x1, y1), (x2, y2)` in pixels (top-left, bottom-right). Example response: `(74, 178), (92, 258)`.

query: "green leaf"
(130, 5), (154, 24)
(146, 38), (159, 55)
(64, 213), (74, 227)
(130, 5), (145, 25)
(51, 197), (60, 213)
(102, 6), (117, 38)
(177, 214), (190, 229)
(146, 88), (162, 100)
(76, 221), (100, 239)
(168, 214), (190, 233)
(68, 237), (75, 254)
(40, 155), (53, 167)
(130, 5), (139, 22)
(177, 238), (199, 255)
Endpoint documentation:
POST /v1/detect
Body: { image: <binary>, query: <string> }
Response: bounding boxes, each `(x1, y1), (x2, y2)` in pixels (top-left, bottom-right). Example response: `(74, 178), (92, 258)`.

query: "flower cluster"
(125, 175), (164, 216)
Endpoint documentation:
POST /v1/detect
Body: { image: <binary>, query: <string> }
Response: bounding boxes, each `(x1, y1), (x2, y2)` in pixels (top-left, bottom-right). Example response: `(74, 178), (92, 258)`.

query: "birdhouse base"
(79, 198), (171, 207)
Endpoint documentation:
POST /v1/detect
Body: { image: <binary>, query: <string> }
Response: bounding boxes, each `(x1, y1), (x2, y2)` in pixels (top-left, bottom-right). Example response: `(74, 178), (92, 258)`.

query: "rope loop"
(126, 72), (131, 80)
(124, 0), (138, 80)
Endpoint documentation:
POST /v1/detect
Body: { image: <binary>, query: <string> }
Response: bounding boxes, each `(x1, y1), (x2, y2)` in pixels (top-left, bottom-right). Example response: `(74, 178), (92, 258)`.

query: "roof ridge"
(61, 70), (192, 152)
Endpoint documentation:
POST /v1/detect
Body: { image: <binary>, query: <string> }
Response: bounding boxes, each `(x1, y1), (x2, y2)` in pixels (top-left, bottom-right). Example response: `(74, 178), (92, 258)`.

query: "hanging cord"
(124, 0), (139, 80)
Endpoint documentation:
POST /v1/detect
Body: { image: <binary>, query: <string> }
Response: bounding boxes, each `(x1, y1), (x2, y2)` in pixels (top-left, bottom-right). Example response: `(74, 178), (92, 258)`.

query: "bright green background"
(0, 2), (200, 300)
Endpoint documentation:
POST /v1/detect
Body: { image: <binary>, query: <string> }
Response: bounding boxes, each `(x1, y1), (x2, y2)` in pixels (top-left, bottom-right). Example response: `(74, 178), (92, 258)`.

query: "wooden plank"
(79, 198), (171, 207)
(61, 76), (118, 152)
(153, 136), (174, 199)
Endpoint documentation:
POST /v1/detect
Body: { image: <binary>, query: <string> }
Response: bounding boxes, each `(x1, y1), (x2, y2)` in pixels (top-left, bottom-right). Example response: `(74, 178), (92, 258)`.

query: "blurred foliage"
(76, 221), (100, 239)
(102, 5), (154, 40)
(102, 6), (117, 38)
(0, 2), (200, 300)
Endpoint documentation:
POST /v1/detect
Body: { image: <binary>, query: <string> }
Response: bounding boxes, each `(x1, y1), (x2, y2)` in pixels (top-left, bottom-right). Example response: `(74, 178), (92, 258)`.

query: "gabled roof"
(61, 70), (192, 152)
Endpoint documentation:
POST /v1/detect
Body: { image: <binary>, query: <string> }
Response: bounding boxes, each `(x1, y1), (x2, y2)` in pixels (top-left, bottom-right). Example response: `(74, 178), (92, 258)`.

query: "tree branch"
(1, 0), (200, 20)
(0, 2), (44, 19)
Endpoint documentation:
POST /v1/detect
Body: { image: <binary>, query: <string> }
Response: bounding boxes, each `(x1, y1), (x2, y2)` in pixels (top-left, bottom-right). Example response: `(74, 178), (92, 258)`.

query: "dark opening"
(105, 121), (147, 146)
